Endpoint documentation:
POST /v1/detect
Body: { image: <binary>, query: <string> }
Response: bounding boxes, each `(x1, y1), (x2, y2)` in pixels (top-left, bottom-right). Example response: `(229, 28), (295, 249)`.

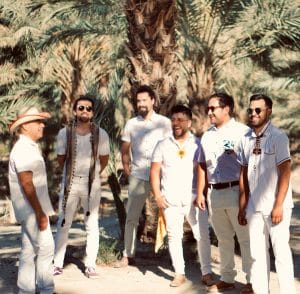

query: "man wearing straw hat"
(53, 95), (109, 279)
(8, 106), (55, 294)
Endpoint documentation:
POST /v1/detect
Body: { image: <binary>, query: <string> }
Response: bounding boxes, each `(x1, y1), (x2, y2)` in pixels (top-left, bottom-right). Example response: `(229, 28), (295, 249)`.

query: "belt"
(208, 181), (239, 190)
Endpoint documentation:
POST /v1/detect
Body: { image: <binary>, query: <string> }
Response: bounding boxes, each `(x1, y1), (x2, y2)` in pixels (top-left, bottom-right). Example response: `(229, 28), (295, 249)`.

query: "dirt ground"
(0, 173), (300, 294)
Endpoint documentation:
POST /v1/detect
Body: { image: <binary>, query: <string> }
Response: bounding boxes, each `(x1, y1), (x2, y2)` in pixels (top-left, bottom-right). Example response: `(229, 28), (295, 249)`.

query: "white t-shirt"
(122, 111), (171, 181)
(152, 133), (200, 206)
(238, 122), (294, 214)
(9, 135), (54, 222)
(198, 118), (249, 183)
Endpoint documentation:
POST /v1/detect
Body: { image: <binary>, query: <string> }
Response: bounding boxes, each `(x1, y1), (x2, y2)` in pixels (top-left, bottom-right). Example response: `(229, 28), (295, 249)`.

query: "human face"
(171, 112), (191, 140)
(21, 120), (45, 141)
(248, 99), (272, 132)
(74, 100), (94, 123)
(206, 97), (228, 128)
(136, 92), (154, 117)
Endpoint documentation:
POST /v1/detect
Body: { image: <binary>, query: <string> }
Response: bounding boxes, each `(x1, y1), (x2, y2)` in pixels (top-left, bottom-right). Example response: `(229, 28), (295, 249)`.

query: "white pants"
(248, 209), (296, 294)
(164, 203), (212, 275)
(54, 176), (101, 268)
(208, 186), (252, 283)
(123, 176), (150, 257)
(18, 214), (54, 294)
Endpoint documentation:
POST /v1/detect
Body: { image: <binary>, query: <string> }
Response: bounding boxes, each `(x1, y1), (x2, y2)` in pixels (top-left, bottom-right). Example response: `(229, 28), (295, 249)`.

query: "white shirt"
(152, 133), (200, 206)
(122, 111), (171, 181)
(8, 135), (54, 222)
(238, 122), (294, 214)
(198, 118), (249, 183)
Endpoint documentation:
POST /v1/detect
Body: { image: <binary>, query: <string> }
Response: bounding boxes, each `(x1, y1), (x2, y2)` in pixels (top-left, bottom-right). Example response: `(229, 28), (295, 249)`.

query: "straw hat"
(9, 106), (51, 134)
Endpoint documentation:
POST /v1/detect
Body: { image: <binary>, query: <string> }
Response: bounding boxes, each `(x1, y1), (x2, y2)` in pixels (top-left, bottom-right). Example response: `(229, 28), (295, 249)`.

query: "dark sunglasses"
(77, 105), (93, 112)
(246, 107), (267, 115)
(205, 106), (222, 114)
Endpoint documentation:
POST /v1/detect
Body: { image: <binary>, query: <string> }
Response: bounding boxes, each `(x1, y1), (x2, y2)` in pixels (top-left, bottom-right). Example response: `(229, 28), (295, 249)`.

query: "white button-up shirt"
(152, 133), (201, 206)
(122, 111), (171, 181)
(8, 135), (54, 222)
(238, 122), (294, 214)
(198, 118), (250, 183)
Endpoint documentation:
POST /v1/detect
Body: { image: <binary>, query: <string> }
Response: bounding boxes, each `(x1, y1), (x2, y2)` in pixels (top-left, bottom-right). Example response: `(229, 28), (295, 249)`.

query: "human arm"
(57, 155), (66, 169)
(271, 159), (291, 224)
(121, 141), (131, 177)
(238, 165), (249, 226)
(150, 162), (168, 209)
(195, 162), (207, 210)
(99, 154), (109, 174)
(18, 171), (48, 231)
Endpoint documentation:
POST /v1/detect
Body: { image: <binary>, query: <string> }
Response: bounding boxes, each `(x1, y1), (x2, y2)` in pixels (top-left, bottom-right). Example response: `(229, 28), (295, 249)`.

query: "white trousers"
(164, 203), (212, 275)
(123, 176), (150, 257)
(208, 186), (252, 283)
(54, 176), (101, 268)
(248, 209), (296, 294)
(18, 214), (54, 294)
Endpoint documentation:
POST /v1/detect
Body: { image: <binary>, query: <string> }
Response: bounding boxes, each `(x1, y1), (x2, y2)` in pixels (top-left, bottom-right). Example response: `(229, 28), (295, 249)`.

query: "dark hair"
(170, 104), (192, 120)
(73, 95), (95, 111)
(135, 85), (157, 101)
(249, 94), (273, 109)
(209, 92), (234, 116)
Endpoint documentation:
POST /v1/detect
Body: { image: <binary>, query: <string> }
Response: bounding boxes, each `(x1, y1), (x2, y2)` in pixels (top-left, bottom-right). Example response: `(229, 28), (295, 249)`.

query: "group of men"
(8, 85), (295, 294)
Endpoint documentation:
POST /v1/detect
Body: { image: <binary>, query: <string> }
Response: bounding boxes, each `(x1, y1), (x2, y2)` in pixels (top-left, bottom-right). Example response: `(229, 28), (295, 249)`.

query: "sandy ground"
(0, 171), (300, 294)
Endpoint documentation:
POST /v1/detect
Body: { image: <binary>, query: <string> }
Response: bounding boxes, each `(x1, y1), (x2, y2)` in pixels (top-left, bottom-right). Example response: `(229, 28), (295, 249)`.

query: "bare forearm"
(274, 160), (291, 207)
(99, 155), (109, 174)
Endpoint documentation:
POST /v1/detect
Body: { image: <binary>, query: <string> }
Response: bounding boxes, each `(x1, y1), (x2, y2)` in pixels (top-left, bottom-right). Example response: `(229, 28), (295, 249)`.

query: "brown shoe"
(113, 256), (134, 268)
(240, 283), (254, 294)
(201, 273), (215, 286)
(207, 280), (235, 292)
(170, 274), (186, 287)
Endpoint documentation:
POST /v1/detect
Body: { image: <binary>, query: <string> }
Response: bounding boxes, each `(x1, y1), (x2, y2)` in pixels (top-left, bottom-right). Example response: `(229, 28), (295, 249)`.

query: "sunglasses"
(246, 107), (267, 115)
(77, 105), (93, 112)
(205, 106), (222, 114)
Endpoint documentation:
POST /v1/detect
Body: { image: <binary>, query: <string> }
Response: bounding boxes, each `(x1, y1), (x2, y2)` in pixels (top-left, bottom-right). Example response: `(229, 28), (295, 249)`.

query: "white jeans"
(164, 203), (212, 275)
(208, 186), (252, 283)
(123, 176), (150, 257)
(247, 209), (296, 294)
(18, 214), (54, 294)
(54, 176), (101, 268)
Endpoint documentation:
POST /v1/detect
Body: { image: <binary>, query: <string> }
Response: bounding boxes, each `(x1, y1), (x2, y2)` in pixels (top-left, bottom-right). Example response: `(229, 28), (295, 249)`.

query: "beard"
(138, 107), (149, 117)
(77, 115), (91, 123)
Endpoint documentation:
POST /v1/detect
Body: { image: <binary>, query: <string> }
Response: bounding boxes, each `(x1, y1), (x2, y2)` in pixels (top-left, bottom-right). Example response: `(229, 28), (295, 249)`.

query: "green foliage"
(97, 236), (121, 265)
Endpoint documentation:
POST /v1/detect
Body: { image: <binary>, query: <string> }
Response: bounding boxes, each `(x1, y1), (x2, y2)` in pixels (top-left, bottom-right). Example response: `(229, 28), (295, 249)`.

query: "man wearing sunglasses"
(195, 93), (253, 293)
(114, 85), (171, 268)
(53, 95), (110, 279)
(238, 94), (295, 294)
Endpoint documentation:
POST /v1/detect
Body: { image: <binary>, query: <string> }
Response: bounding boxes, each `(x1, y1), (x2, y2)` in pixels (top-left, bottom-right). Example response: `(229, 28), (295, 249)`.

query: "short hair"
(135, 85), (157, 101)
(249, 94), (273, 109)
(73, 95), (95, 111)
(170, 104), (192, 120)
(209, 92), (234, 116)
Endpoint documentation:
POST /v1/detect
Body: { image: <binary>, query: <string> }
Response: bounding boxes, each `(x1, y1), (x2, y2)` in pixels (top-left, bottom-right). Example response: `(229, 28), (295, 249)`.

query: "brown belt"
(208, 181), (239, 190)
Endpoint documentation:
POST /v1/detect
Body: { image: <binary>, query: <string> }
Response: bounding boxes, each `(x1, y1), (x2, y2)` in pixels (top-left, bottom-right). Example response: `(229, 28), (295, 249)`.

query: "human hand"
(271, 204), (283, 224)
(36, 211), (48, 231)
(194, 195), (206, 210)
(155, 195), (168, 209)
(238, 209), (247, 226)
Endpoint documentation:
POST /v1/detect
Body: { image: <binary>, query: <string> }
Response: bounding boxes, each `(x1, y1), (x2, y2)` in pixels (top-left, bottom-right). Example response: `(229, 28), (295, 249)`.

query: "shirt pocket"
(263, 144), (275, 169)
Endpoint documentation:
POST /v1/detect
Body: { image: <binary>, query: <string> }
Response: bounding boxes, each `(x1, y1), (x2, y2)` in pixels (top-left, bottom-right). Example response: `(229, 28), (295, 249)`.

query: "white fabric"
(164, 203), (211, 275)
(247, 210), (296, 294)
(122, 111), (171, 181)
(123, 176), (151, 257)
(198, 118), (249, 183)
(238, 122), (294, 214)
(54, 126), (109, 268)
(18, 214), (54, 294)
(152, 133), (200, 205)
(54, 176), (101, 268)
(207, 186), (252, 283)
(8, 135), (54, 222)
(152, 133), (211, 275)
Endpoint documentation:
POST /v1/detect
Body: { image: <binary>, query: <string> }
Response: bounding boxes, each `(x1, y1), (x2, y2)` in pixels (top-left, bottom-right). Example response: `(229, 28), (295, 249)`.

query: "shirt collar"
(19, 134), (38, 146)
(137, 111), (157, 122)
(170, 131), (194, 144)
(251, 120), (271, 138)
(211, 117), (235, 131)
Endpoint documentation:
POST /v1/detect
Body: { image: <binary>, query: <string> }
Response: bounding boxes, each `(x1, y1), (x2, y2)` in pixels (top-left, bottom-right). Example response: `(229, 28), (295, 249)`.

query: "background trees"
(0, 0), (299, 238)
